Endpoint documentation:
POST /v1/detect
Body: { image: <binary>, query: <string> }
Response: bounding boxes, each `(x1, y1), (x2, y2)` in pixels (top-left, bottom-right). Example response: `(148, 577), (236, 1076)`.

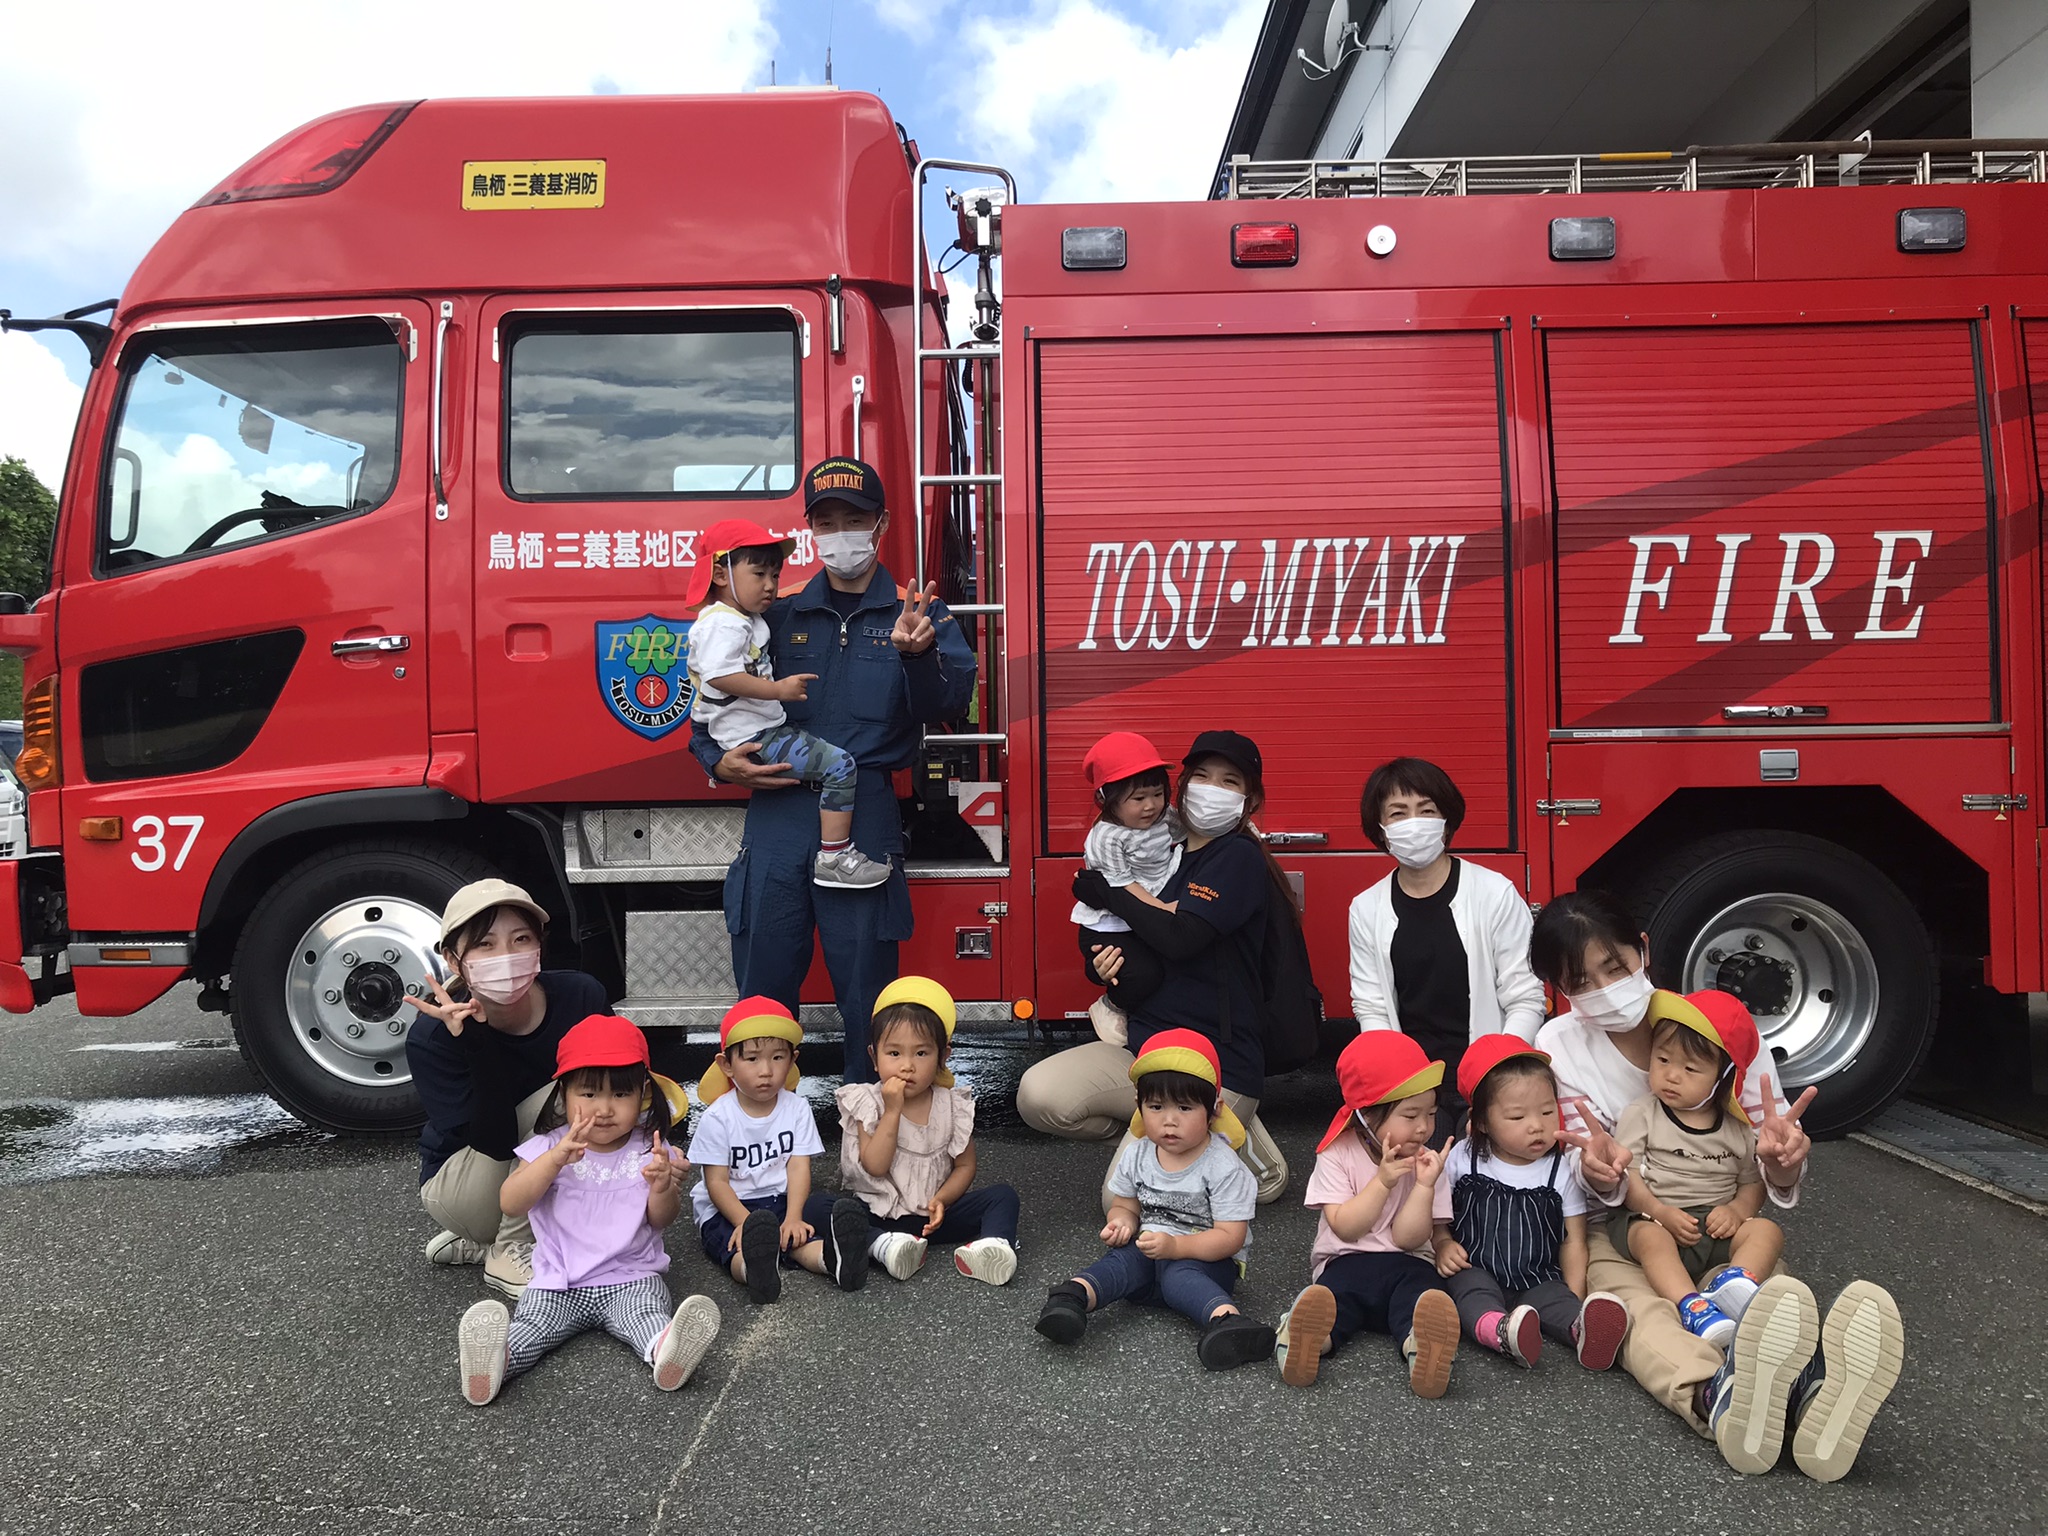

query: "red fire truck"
(5, 91), (2046, 1137)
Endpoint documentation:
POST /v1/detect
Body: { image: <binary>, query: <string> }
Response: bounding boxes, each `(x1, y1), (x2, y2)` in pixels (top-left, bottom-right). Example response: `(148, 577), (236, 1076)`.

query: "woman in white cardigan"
(1347, 757), (1544, 1144)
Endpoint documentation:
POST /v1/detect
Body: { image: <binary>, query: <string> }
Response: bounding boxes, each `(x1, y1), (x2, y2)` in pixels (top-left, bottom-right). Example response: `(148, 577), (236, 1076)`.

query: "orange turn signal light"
(97, 948), (152, 963)
(79, 817), (122, 841)
(1012, 998), (1036, 1020)
(17, 674), (58, 791)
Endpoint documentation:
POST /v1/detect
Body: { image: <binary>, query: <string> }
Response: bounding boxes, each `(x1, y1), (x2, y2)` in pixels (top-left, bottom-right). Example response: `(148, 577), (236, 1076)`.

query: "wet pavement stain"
(70, 1039), (234, 1053)
(0, 1094), (329, 1183)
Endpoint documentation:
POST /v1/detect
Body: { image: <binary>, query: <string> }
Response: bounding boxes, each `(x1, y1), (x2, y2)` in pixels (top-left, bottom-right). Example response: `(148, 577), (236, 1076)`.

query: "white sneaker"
(458, 1300), (510, 1405)
(483, 1240), (534, 1300)
(424, 1230), (488, 1267)
(1088, 996), (1127, 1048)
(953, 1237), (1018, 1286)
(871, 1231), (929, 1281)
(651, 1294), (721, 1391)
(813, 848), (892, 888)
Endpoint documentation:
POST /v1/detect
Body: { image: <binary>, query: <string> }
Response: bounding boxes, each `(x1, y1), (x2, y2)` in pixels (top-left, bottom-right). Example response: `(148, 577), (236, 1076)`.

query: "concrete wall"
(1312, 0), (1477, 158)
(1973, 0), (2048, 135)
(1683, 0), (1942, 144)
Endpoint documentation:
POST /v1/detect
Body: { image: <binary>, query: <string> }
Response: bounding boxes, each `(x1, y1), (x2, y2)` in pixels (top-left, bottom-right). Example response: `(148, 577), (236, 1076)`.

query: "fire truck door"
(56, 305), (435, 956)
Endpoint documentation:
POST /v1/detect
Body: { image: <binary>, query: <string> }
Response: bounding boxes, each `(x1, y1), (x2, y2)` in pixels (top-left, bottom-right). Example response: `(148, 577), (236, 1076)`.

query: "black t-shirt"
(405, 969), (609, 1183)
(1126, 832), (1269, 1096)
(1390, 858), (1471, 1072)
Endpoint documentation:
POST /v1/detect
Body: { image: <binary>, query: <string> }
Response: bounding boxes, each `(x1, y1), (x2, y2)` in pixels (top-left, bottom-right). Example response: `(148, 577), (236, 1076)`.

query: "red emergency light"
(1231, 222), (1298, 267)
(195, 102), (419, 207)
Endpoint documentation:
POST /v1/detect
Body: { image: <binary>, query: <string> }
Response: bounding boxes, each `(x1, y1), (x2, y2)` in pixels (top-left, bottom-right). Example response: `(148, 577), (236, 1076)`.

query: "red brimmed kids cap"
(1647, 988), (1760, 1121)
(555, 1014), (688, 1122)
(683, 518), (797, 608)
(697, 995), (804, 1104)
(803, 457), (885, 516)
(1083, 731), (1170, 793)
(1456, 1033), (1552, 1104)
(1318, 1031), (1445, 1152)
(1127, 1028), (1248, 1149)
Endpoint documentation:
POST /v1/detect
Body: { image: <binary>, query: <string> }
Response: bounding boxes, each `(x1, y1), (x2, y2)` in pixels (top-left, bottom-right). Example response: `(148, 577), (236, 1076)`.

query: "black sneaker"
(740, 1208), (783, 1305)
(829, 1198), (872, 1291)
(1197, 1312), (1277, 1371)
(1035, 1286), (1088, 1346)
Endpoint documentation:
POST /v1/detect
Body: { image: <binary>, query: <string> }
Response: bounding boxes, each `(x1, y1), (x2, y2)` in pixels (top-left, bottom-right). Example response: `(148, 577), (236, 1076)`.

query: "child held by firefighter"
(835, 977), (1021, 1283)
(1034, 1031), (1278, 1370)
(683, 518), (890, 889)
(686, 997), (873, 1303)
(456, 1014), (721, 1405)
(1068, 732), (1185, 1045)
(1273, 1031), (1462, 1396)
(1429, 1034), (1631, 1369)
(1612, 990), (1784, 1351)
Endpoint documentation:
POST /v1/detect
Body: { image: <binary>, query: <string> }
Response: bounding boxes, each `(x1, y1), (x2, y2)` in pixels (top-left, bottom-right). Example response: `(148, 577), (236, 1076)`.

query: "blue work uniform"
(691, 563), (976, 1081)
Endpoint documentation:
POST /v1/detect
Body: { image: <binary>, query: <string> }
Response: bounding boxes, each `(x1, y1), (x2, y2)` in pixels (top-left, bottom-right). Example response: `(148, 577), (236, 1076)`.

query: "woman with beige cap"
(405, 879), (608, 1300)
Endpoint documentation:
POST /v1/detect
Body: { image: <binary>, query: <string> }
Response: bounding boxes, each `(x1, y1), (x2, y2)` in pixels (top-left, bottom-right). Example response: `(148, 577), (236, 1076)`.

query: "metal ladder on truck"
(909, 158), (1015, 880)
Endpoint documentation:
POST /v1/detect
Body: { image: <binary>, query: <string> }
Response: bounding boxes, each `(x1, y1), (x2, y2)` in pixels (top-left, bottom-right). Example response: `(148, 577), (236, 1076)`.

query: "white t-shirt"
(687, 602), (784, 749)
(685, 1087), (823, 1225)
(1429, 1139), (1590, 1223)
(1070, 813), (1184, 931)
(1107, 1133), (1258, 1259)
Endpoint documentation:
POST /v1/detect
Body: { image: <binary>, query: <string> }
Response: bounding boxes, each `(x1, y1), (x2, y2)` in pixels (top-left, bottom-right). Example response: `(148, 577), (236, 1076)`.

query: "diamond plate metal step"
(1859, 1100), (2048, 1209)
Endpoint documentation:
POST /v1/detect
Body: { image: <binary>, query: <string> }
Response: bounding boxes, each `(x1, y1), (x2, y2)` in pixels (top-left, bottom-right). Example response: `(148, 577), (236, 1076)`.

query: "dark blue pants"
(1320, 1250), (1450, 1356)
(1077, 1244), (1239, 1325)
(725, 773), (909, 1084)
(696, 1191), (849, 1268)
(868, 1183), (1021, 1246)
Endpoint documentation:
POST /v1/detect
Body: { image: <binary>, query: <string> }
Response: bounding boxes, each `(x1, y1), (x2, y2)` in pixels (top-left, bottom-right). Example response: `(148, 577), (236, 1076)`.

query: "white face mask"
(464, 949), (540, 1006)
(814, 528), (878, 579)
(1382, 815), (1447, 869)
(1567, 965), (1655, 1034)
(1181, 782), (1247, 836)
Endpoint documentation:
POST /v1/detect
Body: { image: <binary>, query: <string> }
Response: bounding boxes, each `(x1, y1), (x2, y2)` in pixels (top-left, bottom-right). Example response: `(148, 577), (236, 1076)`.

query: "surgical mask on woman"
(815, 528), (879, 579)
(1181, 783), (1247, 836)
(1567, 965), (1655, 1034)
(464, 950), (540, 1006)
(1382, 815), (1447, 869)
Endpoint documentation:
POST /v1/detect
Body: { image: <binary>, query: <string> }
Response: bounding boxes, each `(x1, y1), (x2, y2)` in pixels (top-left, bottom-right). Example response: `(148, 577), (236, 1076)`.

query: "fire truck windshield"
(100, 319), (403, 573)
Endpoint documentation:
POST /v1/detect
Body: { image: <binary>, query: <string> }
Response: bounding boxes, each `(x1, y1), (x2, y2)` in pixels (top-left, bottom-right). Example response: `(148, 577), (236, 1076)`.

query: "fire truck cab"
(5, 91), (2048, 1138)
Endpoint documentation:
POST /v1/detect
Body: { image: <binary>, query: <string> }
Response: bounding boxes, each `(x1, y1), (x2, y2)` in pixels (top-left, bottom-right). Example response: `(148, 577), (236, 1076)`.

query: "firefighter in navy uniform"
(690, 458), (977, 1083)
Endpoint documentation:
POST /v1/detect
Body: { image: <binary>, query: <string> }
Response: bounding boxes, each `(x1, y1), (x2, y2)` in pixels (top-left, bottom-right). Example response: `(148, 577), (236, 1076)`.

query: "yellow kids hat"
(873, 975), (957, 1086)
(697, 996), (803, 1105)
(1645, 988), (1760, 1123)
(1127, 1029), (1247, 1150)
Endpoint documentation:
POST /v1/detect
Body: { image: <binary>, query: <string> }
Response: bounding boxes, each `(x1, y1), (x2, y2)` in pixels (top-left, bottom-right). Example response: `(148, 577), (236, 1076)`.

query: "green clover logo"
(625, 624), (679, 676)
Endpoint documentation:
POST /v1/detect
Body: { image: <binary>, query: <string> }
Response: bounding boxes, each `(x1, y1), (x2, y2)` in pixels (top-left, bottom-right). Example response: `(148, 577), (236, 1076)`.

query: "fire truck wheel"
(231, 839), (501, 1133)
(1632, 831), (1936, 1140)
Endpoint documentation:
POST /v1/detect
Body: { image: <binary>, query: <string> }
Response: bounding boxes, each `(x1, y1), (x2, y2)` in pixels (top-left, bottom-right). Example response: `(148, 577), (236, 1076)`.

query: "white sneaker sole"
(1715, 1275), (1819, 1476)
(1793, 1281), (1905, 1483)
(653, 1294), (721, 1391)
(882, 1236), (930, 1281)
(954, 1239), (1017, 1286)
(458, 1300), (509, 1406)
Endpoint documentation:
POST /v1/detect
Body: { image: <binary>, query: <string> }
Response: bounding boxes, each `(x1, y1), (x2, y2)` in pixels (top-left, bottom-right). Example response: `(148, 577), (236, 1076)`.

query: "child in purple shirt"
(456, 1015), (722, 1404)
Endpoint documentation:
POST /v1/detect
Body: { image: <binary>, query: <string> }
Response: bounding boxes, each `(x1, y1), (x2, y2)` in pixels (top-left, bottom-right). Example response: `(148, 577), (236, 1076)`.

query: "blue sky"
(0, 0), (1263, 487)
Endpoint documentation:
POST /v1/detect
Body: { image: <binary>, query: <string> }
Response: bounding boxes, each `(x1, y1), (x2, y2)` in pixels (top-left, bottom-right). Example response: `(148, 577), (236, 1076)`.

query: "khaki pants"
(1015, 1039), (1290, 1208)
(418, 1083), (554, 1248)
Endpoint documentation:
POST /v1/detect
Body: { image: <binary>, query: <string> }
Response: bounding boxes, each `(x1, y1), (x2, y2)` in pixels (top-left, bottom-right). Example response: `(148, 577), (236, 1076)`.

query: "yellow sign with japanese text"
(462, 160), (606, 210)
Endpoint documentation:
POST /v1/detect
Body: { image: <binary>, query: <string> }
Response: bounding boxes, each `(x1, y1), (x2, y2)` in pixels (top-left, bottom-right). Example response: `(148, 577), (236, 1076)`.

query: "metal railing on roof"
(1222, 139), (2048, 200)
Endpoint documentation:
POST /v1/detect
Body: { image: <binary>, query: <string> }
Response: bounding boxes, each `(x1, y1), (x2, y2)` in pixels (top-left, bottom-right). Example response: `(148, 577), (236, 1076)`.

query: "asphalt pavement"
(1, 991), (2044, 1536)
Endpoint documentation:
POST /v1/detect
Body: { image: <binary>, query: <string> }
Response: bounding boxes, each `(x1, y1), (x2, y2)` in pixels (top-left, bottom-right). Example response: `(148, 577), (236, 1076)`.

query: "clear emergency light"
(195, 102), (418, 207)
(1232, 223), (1299, 266)
(1549, 216), (1616, 261)
(1061, 227), (1127, 270)
(1898, 207), (1966, 252)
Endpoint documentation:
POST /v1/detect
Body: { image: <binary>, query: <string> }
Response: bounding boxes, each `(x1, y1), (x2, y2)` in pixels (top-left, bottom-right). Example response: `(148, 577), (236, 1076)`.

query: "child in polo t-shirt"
(1033, 1030), (1277, 1371)
(687, 997), (873, 1304)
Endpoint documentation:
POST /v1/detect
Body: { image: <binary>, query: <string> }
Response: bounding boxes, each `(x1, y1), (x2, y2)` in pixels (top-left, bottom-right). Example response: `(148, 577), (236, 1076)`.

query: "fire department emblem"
(596, 616), (694, 740)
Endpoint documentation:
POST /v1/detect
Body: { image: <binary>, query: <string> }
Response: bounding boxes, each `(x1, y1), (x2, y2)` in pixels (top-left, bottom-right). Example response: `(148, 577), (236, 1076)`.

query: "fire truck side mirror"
(0, 595), (29, 617)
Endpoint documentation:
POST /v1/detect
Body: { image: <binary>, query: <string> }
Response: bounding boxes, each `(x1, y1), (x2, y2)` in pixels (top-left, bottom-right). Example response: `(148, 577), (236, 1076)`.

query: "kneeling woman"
(1017, 730), (1291, 1204)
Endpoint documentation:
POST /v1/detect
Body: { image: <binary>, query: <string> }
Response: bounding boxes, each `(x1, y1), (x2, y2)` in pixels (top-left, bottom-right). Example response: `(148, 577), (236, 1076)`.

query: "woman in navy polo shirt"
(1017, 730), (1292, 1204)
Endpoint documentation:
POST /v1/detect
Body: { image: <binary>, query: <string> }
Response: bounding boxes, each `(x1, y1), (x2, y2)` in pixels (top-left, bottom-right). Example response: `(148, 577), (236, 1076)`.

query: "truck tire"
(1630, 831), (1936, 1139)
(231, 838), (499, 1133)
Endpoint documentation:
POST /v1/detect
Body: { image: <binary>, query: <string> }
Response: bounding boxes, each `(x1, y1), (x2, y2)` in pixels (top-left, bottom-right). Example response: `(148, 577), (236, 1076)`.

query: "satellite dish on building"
(1298, 1), (1387, 80)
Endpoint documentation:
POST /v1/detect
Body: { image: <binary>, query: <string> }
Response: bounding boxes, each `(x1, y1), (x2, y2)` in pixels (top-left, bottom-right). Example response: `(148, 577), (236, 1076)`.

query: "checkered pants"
(505, 1274), (673, 1378)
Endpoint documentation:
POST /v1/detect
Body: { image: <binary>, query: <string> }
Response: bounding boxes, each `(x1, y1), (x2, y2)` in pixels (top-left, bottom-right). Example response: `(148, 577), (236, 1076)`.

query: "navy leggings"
(1077, 1243), (1239, 1324)
(1320, 1250), (1450, 1356)
(867, 1183), (1021, 1246)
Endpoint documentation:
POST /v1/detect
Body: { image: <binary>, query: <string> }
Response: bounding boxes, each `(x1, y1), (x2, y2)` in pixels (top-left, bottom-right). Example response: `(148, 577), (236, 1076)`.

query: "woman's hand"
(1134, 1230), (1178, 1260)
(1072, 868), (1115, 910)
(1655, 1204), (1701, 1245)
(1433, 1237), (1471, 1277)
(405, 972), (480, 1037)
(1555, 1097), (1632, 1191)
(1089, 944), (1124, 984)
(1756, 1084), (1817, 1188)
(1101, 1211), (1136, 1246)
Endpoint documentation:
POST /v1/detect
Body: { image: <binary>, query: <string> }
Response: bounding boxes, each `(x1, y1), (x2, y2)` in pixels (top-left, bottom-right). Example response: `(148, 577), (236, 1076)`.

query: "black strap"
(1545, 1145), (1564, 1187)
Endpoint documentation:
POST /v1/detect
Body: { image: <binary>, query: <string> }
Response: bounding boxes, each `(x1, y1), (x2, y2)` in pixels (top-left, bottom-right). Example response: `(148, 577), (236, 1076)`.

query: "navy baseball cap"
(803, 457), (885, 516)
(1184, 730), (1262, 782)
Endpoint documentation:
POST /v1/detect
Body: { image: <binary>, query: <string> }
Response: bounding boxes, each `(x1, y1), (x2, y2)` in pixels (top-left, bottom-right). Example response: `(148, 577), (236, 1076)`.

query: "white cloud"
(956, 0), (1262, 203)
(873, 0), (935, 32)
(0, 334), (85, 491)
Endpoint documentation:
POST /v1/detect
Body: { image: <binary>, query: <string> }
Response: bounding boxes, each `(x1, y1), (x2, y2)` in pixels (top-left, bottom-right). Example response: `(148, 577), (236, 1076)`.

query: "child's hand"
(1433, 1238), (1470, 1277)
(1413, 1137), (1453, 1188)
(726, 1225), (746, 1255)
(1656, 1205), (1701, 1245)
(772, 673), (816, 703)
(922, 1197), (947, 1237)
(1704, 1203), (1744, 1240)
(640, 1131), (687, 1195)
(879, 1075), (908, 1111)
(780, 1212), (815, 1251)
(1134, 1230), (1177, 1260)
(554, 1123), (591, 1167)
(1101, 1212), (1136, 1246)
(1375, 1151), (1417, 1190)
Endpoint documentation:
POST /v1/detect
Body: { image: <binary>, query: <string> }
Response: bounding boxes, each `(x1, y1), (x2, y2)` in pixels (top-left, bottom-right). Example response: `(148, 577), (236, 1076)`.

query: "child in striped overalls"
(1429, 1034), (1628, 1369)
